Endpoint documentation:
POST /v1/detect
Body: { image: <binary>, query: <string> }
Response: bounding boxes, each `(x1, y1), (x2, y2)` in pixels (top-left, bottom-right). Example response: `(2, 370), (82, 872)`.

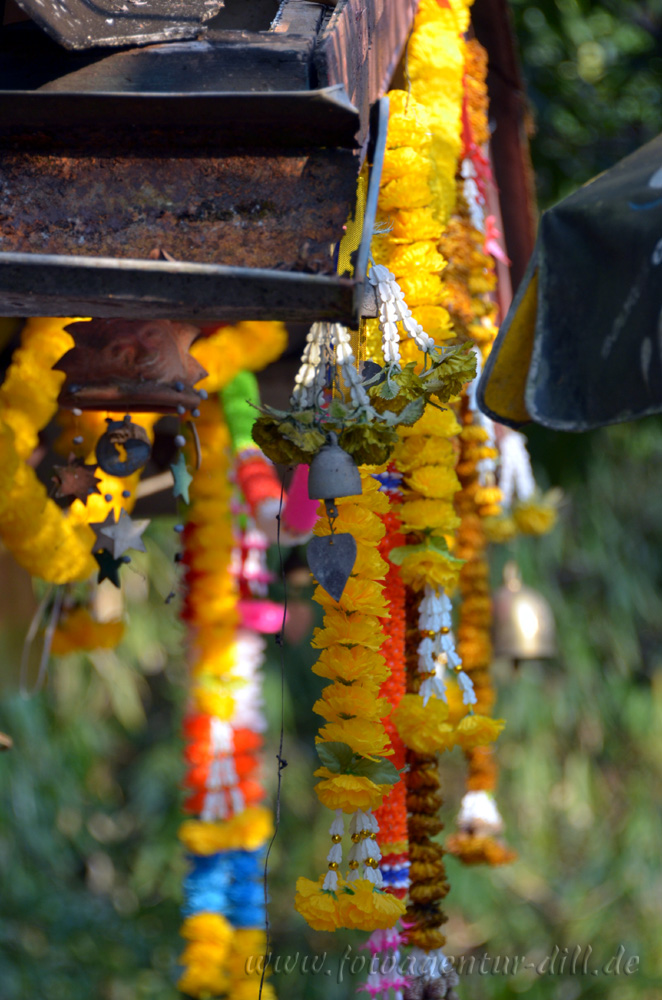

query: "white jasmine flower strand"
(291, 322), (332, 407)
(499, 428), (537, 508)
(369, 263), (435, 360)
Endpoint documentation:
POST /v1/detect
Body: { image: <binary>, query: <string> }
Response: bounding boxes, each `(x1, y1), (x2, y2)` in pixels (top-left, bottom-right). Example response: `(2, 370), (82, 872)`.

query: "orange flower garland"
(444, 37), (522, 867)
(373, 494), (409, 900)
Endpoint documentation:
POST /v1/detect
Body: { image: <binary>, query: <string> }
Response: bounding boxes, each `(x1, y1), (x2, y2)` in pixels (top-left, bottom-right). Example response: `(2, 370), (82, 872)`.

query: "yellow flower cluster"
(512, 492), (560, 535)
(178, 920), (278, 1000)
(51, 607), (124, 656)
(314, 771), (392, 813)
(484, 491), (560, 543)
(369, 0), (470, 365)
(393, 693), (504, 755)
(393, 403), (463, 592)
(184, 398), (239, 719)
(295, 876), (406, 932)
(297, 472), (405, 930)
(310, 473), (393, 807)
(191, 322), (287, 393)
(0, 319), (93, 582)
(178, 913), (233, 999)
(179, 807), (274, 855)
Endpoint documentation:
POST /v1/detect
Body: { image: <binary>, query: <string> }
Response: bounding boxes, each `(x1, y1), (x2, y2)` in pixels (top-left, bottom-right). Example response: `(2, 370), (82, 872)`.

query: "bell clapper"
(323, 499), (339, 544)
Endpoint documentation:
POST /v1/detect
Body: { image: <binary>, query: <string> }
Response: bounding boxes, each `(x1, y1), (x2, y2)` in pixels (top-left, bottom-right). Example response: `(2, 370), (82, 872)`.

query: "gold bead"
(328, 861), (339, 871)
(331, 834), (342, 844)
(365, 858), (378, 867)
(348, 860), (359, 870)
(441, 626), (450, 634)
(422, 630), (436, 639)
(351, 833), (360, 843)
(360, 829), (370, 838)
(370, 832), (377, 840)
(453, 664), (463, 673)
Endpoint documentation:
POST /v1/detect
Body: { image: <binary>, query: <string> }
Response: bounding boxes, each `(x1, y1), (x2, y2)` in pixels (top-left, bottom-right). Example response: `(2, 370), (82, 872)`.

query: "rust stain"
(0, 147), (358, 274)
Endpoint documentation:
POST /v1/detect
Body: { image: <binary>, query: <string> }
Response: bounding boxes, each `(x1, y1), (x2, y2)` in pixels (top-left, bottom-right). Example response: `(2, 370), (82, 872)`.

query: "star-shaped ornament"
(93, 550), (124, 588)
(170, 452), (193, 505)
(90, 509), (150, 559)
(52, 457), (101, 504)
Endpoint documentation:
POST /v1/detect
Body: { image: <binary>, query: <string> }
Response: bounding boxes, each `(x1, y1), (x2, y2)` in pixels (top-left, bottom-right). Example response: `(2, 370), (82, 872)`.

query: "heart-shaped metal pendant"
(307, 533), (357, 602)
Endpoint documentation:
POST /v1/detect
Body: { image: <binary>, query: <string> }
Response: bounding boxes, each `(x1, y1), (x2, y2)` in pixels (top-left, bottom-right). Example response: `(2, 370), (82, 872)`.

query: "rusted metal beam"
(0, 139), (357, 272)
(35, 35), (317, 93)
(0, 254), (358, 321)
(0, 86), (360, 147)
(0, 93), (389, 322)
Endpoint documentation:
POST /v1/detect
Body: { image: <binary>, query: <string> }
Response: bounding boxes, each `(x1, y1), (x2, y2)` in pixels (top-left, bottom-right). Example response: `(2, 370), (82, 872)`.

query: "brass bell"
(308, 432), (362, 503)
(492, 561), (557, 663)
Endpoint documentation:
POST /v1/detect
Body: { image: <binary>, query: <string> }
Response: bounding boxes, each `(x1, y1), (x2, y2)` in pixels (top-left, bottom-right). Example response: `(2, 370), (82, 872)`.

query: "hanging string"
(19, 585), (64, 696)
(259, 470), (290, 1000)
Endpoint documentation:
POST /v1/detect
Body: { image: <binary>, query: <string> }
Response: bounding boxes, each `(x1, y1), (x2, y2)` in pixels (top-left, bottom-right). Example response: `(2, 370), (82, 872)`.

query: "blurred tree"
(510, 0), (662, 205)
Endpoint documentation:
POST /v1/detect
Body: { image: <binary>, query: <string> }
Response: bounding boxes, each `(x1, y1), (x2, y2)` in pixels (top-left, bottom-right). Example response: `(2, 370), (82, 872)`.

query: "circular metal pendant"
(96, 417), (151, 476)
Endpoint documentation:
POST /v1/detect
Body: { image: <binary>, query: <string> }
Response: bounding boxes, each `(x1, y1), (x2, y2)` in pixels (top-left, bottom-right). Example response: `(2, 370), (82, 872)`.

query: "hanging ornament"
(93, 550), (125, 588)
(307, 432), (362, 601)
(54, 318), (208, 413)
(170, 451), (194, 505)
(90, 508), (150, 559)
(95, 416), (152, 477)
(492, 561), (557, 663)
(51, 456), (101, 504)
(445, 789), (517, 867)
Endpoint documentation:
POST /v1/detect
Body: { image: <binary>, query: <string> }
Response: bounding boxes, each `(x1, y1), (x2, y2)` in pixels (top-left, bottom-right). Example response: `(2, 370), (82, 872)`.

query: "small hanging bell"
(308, 432), (362, 506)
(492, 561), (557, 664)
(306, 432), (361, 602)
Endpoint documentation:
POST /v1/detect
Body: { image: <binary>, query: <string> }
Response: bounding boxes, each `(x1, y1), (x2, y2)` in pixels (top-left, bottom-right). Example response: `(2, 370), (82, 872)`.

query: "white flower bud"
(323, 870), (339, 891)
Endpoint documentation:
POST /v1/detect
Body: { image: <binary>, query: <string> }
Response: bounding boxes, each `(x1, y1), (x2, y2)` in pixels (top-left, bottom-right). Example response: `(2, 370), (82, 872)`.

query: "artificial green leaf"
(252, 416), (310, 464)
(351, 756), (401, 785)
(388, 543), (423, 566)
(328, 399), (349, 421)
(281, 421), (325, 454)
(316, 741), (355, 774)
(422, 345), (477, 401)
(339, 424), (398, 466)
(376, 377), (400, 400)
(394, 395), (426, 427)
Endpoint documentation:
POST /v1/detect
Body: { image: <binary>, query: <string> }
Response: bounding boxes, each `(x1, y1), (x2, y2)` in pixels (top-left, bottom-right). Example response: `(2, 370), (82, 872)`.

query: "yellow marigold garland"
(295, 472), (406, 931)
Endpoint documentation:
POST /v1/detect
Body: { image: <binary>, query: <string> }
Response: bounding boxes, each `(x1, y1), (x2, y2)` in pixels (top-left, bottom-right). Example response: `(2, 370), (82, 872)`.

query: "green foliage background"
(2, 3), (662, 999)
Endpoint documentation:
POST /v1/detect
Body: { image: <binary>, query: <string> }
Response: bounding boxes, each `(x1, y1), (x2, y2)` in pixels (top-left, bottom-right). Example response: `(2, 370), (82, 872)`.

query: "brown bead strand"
(404, 586), (449, 952)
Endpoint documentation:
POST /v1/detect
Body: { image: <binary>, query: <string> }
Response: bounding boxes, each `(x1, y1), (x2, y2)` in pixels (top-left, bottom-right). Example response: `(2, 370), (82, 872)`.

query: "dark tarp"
(477, 132), (662, 431)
